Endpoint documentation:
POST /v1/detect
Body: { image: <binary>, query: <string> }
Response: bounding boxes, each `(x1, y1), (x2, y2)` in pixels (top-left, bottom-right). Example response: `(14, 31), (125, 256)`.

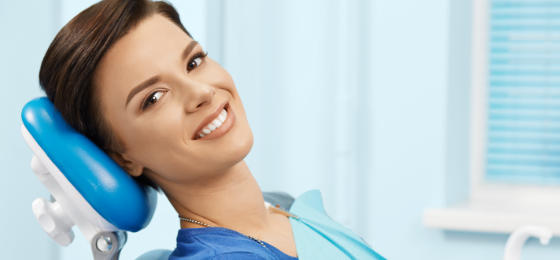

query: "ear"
(107, 151), (144, 177)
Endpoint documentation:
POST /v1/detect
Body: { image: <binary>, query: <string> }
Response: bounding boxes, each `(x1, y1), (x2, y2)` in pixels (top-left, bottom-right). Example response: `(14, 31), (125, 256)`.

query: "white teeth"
(197, 108), (228, 139)
(211, 121), (220, 129)
(218, 111), (227, 121)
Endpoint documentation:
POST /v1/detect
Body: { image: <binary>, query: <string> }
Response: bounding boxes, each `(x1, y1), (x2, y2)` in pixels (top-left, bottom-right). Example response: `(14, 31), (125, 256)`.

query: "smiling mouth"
(192, 103), (233, 140)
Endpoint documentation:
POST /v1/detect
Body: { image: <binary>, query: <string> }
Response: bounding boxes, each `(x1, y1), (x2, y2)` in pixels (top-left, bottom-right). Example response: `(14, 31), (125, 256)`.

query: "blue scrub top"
(169, 227), (298, 259)
(169, 190), (384, 260)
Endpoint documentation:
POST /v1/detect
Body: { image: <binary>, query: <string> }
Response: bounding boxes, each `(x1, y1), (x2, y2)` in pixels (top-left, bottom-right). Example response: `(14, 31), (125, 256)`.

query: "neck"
(157, 160), (270, 233)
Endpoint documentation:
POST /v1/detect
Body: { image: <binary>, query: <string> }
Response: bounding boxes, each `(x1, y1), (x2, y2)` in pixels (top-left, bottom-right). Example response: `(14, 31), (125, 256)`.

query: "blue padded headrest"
(22, 97), (157, 231)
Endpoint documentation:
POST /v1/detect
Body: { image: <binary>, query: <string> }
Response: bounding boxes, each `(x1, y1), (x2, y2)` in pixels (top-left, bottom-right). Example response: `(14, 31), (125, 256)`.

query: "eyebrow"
(182, 40), (198, 60)
(125, 76), (160, 107)
(125, 41), (200, 107)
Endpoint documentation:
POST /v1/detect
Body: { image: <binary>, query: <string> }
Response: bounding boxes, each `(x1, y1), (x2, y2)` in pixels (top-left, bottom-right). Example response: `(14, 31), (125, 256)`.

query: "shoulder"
(170, 250), (269, 260)
(170, 227), (275, 260)
(211, 252), (269, 260)
(170, 248), (270, 260)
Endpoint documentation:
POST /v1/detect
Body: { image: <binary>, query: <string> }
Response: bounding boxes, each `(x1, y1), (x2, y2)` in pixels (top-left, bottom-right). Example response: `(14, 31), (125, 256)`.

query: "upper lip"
(192, 101), (228, 140)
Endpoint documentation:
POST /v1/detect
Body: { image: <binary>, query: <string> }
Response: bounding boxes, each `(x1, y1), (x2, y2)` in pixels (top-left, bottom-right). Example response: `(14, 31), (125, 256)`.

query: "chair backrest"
(21, 97), (157, 252)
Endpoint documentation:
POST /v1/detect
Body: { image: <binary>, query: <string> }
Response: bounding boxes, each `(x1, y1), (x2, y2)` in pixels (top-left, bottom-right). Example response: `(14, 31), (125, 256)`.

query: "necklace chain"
(179, 215), (267, 247)
(178, 216), (211, 227)
(178, 204), (297, 248)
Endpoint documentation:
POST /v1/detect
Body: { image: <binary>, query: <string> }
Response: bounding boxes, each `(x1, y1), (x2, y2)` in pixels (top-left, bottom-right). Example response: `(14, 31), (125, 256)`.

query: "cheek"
(201, 60), (236, 91)
(124, 107), (188, 160)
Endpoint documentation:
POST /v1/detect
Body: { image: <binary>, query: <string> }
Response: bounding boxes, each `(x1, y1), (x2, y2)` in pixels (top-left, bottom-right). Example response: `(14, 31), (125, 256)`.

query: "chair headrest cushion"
(22, 97), (156, 231)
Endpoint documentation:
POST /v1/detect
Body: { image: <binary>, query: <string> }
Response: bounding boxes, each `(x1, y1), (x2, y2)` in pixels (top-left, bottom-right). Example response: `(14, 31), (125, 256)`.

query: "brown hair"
(39, 0), (191, 190)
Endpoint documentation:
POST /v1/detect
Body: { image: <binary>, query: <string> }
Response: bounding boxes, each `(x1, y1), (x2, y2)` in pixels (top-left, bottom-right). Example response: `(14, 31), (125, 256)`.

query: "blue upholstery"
(21, 97), (157, 231)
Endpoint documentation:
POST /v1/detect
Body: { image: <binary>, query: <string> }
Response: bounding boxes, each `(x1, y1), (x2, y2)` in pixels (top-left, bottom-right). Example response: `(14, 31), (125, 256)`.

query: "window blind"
(486, 0), (560, 183)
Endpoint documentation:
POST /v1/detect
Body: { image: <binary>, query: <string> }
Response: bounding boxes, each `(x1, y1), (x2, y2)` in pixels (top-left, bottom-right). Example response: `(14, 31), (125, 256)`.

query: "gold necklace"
(179, 215), (267, 247)
(178, 204), (299, 248)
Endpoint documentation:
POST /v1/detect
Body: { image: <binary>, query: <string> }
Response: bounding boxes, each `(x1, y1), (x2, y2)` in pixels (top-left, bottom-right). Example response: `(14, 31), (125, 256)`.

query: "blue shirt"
(169, 226), (298, 260)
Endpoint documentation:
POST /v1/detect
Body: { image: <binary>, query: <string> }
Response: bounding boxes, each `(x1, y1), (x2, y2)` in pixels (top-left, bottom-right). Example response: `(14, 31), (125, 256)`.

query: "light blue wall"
(0, 1), (61, 259)
(366, 0), (449, 258)
(220, 0), (375, 232)
(365, 0), (558, 259)
(210, 0), (560, 259)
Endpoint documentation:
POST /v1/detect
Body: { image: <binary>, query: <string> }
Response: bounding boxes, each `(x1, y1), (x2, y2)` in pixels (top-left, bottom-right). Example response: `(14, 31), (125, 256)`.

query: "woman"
(39, 0), (384, 259)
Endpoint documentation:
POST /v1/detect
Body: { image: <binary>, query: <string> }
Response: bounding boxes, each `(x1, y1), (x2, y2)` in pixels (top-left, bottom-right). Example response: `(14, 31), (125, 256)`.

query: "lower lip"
(195, 105), (235, 141)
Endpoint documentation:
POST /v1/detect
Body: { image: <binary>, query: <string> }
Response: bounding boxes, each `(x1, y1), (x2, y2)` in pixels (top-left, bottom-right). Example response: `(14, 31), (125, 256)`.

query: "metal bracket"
(91, 231), (127, 260)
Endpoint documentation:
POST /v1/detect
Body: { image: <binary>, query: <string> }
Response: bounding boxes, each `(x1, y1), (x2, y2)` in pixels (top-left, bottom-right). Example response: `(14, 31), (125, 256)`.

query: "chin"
(227, 128), (254, 161)
(203, 135), (252, 176)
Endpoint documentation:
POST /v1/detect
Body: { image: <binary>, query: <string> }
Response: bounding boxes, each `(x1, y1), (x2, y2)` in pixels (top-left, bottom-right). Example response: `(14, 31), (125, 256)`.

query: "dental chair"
(21, 97), (295, 259)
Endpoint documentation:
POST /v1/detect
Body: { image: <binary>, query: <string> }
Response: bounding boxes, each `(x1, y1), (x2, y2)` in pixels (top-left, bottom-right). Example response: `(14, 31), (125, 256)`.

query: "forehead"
(94, 14), (191, 98)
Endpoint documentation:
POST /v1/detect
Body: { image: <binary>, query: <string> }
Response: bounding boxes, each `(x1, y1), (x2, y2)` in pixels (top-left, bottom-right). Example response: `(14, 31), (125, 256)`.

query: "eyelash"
(142, 90), (167, 110)
(187, 51), (208, 72)
(140, 51), (208, 111)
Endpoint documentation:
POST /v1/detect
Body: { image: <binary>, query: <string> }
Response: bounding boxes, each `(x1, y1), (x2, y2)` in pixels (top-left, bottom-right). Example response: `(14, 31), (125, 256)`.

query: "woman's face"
(93, 14), (253, 186)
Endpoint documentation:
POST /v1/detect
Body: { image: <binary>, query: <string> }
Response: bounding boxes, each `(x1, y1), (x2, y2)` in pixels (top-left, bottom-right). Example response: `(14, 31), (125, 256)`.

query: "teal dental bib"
(288, 190), (385, 260)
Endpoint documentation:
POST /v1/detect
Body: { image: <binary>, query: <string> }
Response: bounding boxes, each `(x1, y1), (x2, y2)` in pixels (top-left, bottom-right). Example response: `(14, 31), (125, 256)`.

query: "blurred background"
(2, 0), (560, 259)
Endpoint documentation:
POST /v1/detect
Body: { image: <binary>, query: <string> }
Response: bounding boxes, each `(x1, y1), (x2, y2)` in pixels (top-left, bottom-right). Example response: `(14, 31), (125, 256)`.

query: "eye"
(187, 51), (208, 72)
(142, 90), (165, 110)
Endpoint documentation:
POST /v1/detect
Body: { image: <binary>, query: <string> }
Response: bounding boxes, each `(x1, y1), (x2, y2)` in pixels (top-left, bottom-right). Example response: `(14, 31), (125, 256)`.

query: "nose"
(182, 80), (216, 113)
